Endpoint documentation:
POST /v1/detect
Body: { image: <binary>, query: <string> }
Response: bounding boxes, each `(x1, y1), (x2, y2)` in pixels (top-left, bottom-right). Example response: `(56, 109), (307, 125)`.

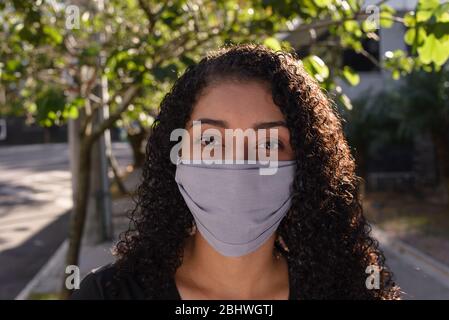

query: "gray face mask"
(175, 160), (296, 257)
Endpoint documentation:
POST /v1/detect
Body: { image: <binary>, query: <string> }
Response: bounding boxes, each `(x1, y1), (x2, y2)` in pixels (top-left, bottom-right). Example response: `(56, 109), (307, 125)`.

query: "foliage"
(1, 0), (448, 125)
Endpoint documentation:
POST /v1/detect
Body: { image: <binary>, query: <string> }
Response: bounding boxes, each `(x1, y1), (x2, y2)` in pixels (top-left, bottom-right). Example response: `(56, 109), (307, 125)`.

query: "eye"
(258, 139), (282, 150)
(200, 134), (220, 146)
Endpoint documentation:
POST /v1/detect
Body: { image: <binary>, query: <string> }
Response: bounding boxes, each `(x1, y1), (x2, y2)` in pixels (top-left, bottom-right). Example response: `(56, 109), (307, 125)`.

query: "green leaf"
(404, 29), (415, 45)
(417, 33), (449, 66)
(380, 11), (394, 28)
(35, 87), (67, 124)
(6, 59), (21, 72)
(67, 106), (79, 119)
(41, 119), (52, 127)
(43, 25), (63, 44)
(392, 69), (401, 80)
(302, 55), (329, 82)
(339, 93), (353, 110)
(384, 50), (414, 78)
(403, 12), (416, 27)
(381, 4), (396, 15)
(416, 10), (433, 22)
(361, 21), (376, 33)
(418, 0), (439, 11)
(344, 21), (362, 37)
(342, 66), (360, 86)
(83, 44), (101, 57)
(313, 0), (331, 8)
(434, 3), (449, 22)
(404, 27), (426, 46)
(263, 37), (282, 51)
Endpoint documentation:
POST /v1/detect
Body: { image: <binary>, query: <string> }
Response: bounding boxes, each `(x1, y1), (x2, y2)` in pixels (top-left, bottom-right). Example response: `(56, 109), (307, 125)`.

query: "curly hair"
(113, 43), (400, 300)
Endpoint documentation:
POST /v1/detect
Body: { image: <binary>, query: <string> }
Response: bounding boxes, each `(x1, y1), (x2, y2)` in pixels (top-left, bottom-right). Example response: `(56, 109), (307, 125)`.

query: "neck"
(179, 231), (288, 299)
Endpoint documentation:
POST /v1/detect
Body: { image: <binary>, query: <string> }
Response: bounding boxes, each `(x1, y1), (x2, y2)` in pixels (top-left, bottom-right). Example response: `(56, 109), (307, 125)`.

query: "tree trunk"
(43, 127), (51, 143)
(108, 151), (128, 195)
(127, 128), (147, 168)
(60, 135), (93, 299)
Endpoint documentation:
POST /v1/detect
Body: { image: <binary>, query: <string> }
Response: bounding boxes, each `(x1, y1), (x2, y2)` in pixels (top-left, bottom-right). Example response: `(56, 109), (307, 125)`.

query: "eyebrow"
(189, 118), (228, 128)
(188, 118), (287, 130)
(253, 120), (287, 130)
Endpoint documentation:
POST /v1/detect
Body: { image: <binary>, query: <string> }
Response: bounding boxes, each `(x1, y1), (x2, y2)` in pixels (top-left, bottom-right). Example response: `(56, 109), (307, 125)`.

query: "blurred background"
(1, 0), (449, 300)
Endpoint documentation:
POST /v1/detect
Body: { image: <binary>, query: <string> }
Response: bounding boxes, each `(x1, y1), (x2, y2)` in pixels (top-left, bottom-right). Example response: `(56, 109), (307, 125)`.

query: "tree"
(341, 87), (410, 181)
(1, 0), (294, 299)
(1, 0), (448, 299)
(395, 67), (449, 205)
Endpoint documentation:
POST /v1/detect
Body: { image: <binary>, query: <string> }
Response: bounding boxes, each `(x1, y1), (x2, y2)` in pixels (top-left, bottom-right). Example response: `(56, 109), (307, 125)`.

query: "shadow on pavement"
(0, 210), (69, 299)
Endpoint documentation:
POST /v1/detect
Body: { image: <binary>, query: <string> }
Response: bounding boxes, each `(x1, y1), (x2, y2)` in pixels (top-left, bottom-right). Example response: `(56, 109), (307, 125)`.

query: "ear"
(276, 234), (290, 253)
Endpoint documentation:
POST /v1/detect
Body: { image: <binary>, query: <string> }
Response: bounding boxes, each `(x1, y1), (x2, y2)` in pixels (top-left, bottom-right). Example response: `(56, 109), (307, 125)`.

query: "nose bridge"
(227, 128), (257, 161)
(234, 133), (244, 161)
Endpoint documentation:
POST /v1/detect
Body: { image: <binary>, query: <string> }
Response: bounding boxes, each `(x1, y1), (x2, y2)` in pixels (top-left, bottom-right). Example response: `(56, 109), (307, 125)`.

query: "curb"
(372, 226), (449, 290)
(15, 240), (68, 300)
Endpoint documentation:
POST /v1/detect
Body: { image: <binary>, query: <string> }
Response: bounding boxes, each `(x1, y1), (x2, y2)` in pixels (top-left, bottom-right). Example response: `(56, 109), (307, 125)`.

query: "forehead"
(190, 81), (285, 128)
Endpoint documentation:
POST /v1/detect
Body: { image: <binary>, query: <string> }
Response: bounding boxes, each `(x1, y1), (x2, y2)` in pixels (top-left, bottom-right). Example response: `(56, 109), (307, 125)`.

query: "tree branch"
(91, 84), (141, 141)
(137, 0), (167, 33)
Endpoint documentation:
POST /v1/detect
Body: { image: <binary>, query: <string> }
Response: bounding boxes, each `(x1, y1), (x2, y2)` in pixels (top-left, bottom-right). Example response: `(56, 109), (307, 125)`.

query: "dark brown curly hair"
(113, 43), (400, 300)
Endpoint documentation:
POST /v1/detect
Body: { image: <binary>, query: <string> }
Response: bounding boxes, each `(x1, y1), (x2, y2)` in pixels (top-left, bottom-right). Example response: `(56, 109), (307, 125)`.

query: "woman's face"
(183, 80), (295, 162)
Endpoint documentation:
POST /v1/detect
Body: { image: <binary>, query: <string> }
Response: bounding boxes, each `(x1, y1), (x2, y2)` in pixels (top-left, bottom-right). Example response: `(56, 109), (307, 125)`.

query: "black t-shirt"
(69, 263), (180, 300)
(70, 263), (298, 300)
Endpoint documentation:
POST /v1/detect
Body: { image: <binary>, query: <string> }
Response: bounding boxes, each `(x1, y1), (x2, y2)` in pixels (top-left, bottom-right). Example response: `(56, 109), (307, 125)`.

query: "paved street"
(372, 227), (449, 300)
(383, 246), (449, 299)
(0, 142), (132, 299)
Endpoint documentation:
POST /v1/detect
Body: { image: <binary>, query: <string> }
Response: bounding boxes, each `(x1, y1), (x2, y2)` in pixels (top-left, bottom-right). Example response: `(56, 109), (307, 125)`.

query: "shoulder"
(70, 263), (144, 300)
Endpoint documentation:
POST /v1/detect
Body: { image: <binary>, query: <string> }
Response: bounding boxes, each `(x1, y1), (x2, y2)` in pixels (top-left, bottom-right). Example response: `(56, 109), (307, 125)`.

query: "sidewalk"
(15, 169), (140, 300)
(372, 227), (449, 299)
(15, 174), (449, 299)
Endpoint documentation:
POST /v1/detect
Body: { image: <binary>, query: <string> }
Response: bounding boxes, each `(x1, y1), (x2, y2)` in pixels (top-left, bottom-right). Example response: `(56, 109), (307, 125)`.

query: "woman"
(70, 44), (400, 300)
